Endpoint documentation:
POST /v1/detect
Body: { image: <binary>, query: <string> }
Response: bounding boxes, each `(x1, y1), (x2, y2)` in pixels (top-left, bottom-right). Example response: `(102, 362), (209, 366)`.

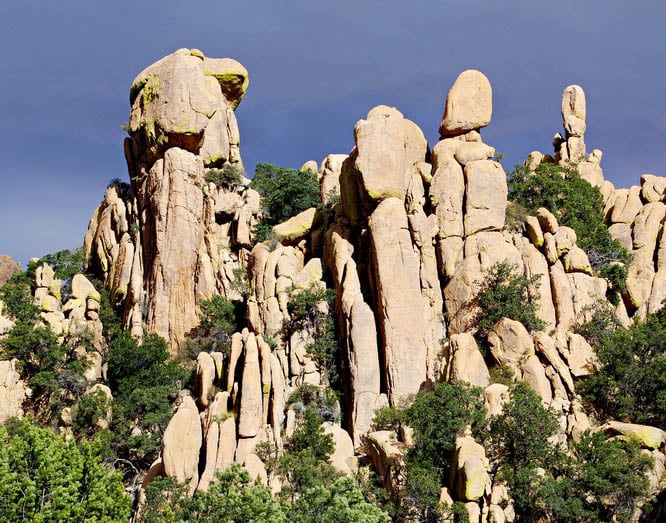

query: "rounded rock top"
(439, 69), (492, 137)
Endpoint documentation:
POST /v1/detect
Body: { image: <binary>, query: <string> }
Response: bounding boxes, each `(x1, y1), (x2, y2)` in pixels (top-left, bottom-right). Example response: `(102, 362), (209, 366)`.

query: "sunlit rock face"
(85, 49), (259, 350)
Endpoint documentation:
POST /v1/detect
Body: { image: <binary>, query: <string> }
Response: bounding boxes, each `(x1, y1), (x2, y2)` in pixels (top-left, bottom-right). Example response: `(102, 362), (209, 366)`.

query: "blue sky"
(2, 1), (665, 264)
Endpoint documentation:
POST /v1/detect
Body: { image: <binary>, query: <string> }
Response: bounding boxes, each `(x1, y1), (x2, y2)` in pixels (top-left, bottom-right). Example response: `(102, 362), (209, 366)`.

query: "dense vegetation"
(580, 307), (666, 428)
(381, 381), (654, 522)
(472, 261), (545, 347)
(0, 270), (91, 421)
(251, 163), (321, 241)
(0, 419), (131, 522)
(142, 386), (390, 522)
(508, 162), (629, 295)
(107, 331), (189, 470)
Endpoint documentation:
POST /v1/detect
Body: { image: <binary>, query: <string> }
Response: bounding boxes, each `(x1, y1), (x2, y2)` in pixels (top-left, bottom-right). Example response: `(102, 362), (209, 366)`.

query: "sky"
(1, 1), (665, 265)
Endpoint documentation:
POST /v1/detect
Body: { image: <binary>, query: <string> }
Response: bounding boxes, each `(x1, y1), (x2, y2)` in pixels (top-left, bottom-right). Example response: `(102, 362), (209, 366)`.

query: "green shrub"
(277, 407), (339, 501)
(288, 288), (339, 386)
(107, 332), (188, 469)
(38, 247), (85, 283)
(288, 476), (391, 523)
(251, 163), (321, 241)
(288, 384), (339, 423)
(508, 162), (629, 292)
(579, 307), (666, 427)
(0, 270), (37, 323)
(141, 465), (285, 523)
(371, 405), (404, 432)
(401, 462), (443, 523)
(572, 431), (652, 522)
(489, 383), (559, 470)
(73, 388), (112, 438)
(0, 419), (131, 522)
(205, 164), (244, 189)
(404, 381), (486, 483)
(473, 261), (545, 346)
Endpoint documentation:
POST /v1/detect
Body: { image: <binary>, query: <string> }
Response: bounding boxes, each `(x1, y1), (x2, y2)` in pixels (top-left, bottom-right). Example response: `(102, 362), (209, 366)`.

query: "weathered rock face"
(0, 255), (20, 286)
(0, 359), (29, 423)
(85, 49), (260, 349)
(439, 70), (493, 137)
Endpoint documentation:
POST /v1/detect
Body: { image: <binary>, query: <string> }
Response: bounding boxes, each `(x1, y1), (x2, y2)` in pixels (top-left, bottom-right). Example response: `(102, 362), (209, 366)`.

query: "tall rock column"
(85, 49), (258, 350)
(338, 105), (444, 405)
(434, 70), (523, 335)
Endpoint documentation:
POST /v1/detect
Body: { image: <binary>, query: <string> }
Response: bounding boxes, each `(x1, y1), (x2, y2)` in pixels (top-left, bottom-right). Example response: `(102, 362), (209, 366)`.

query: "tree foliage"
(251, 163), (321, 241)
(0, 419), (131, 522)
(141, 464), (389, 523)
(0, 269), (38, 324)
(205, 163), (244, 189)
(508, 162), (629, 292)
(488, 383), (652, 522)
(37, 247), (86, 284)
(472, 261), (545, 345)
(405, 381), (486, 483)
(288, 288), (339, 386)
(107, 332), (188, 469)
(288, 476), (390, 523)
(580, 307), (666, 427)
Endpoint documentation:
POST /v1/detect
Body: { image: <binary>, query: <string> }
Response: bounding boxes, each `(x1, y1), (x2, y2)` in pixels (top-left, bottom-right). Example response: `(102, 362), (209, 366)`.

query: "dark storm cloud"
(1, 1), (665, 264)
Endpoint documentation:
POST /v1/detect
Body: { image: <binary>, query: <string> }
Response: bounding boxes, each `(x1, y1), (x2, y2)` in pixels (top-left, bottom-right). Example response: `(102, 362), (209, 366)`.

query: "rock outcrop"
(84, 49), (260, 350)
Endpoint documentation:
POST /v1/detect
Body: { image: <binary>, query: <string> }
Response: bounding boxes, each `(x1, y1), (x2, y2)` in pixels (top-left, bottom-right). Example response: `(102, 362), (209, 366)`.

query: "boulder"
(610, 186), (643, 224)
(440, 70), (493, 137)
(489, 318), (534, 367)
(369, 198), (432, 402)
(601, 421), (666, 450)
(454, 142), (495, 166)
(366, 431), (406, 494)
(641, 174), (666, 203)
(272, 207), (318, 241)
(0, 359), (29, 423)
(566, 333), (600, 377)
(0, 255), (20, 286)
(430, 145), (465, 238)
(561, 85), (586, 137)
(238, 334), (263, 437)
(483, 383), (509, 418)
(463, 160), (507, 235)
(323, 423), (356, 475)
(162, 395), (203, 483)
(449, 333), (490, 387)
(354, 105), (427, 202)
(452, 434), (490, 501)
(202, 56), (249, 109)
(520, 355), (552, 405)
(197, 352), (216, 408)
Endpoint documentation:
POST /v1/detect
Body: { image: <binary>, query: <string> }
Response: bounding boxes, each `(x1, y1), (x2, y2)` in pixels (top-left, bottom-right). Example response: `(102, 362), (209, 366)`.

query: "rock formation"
(84, 48), (260, 349)
(58, 51), (666, 520)
(0, 255), (20, 287)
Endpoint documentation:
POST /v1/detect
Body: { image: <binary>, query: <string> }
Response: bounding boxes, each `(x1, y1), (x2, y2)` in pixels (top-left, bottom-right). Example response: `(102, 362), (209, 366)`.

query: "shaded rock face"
(0, 255), (20, 286)
(85, 49), (260, 350)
